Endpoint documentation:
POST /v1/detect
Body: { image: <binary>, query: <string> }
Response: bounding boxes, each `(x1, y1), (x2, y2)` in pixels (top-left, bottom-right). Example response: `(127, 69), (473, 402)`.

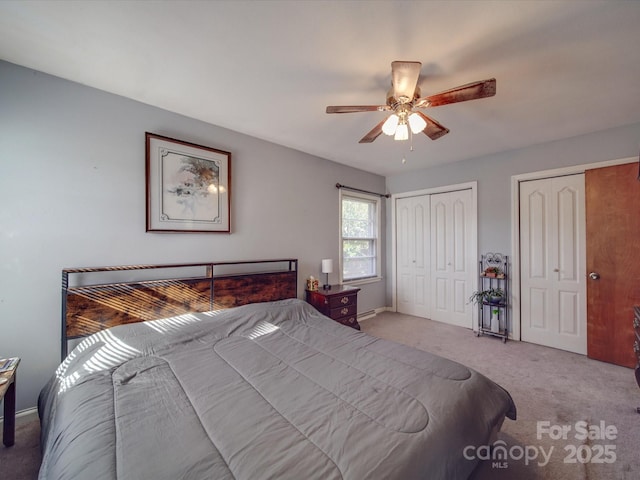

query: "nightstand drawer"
(327, 293), (357, 309)
(337, 315), (359, 329)
(329, 304), (357, 320)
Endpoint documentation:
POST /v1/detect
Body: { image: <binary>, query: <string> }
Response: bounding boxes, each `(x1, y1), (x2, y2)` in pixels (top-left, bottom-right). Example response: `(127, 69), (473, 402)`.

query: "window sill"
(341, 276), (383, 287)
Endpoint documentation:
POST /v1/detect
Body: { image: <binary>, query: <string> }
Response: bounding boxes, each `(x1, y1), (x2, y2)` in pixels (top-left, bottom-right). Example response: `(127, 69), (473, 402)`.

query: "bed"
(39, 259), (516, 479)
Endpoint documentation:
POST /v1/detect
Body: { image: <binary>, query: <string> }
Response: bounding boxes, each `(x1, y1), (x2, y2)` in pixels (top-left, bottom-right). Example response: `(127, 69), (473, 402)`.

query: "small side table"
(0, 358), (20, 447)
(306, 285), (361, 330)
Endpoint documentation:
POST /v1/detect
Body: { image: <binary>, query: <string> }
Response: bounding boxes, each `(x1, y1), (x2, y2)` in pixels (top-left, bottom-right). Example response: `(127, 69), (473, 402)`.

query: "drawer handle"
(349, 317), (355, 323)
(341, 296), (349, 304)
(341, 308), (349, 315)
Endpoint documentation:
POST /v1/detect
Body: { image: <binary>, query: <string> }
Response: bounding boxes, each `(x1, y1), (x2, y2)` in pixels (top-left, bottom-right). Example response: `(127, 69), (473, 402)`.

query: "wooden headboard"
(61, 259), (298, 359)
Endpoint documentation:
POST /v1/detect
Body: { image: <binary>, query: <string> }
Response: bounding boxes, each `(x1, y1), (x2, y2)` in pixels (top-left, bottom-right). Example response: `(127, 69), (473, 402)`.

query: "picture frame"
(146, 133), (231, 233)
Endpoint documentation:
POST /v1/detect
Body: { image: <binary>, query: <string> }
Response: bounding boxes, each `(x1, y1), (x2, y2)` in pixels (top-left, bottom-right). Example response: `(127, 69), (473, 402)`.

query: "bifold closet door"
(430, 189), (473, 328)
(396, 196), (430, 317)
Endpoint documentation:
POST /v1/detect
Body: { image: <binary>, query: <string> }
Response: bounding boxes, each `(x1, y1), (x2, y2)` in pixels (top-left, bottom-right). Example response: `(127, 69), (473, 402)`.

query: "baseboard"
(0, 407), (38, 425)
(358, 306), (390, 322)
(17, 407), (38, 420)
(358, 310), (376, 321)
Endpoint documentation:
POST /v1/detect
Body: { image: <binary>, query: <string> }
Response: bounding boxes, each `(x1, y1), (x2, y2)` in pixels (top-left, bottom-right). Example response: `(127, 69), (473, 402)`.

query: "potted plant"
(483, 266), (502, 278)
(469, 287), (505, 305)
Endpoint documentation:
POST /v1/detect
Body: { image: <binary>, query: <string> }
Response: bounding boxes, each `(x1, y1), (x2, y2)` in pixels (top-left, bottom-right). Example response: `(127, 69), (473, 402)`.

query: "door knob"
(589, 272), (600, 280)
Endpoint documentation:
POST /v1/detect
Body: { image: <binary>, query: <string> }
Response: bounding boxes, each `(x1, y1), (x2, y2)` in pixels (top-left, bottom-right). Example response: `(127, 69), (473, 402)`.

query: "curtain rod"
(336, 183), (390, 198)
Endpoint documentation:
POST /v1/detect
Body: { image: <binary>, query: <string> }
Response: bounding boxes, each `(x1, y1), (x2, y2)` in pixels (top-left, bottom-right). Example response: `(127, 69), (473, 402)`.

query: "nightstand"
(0, 357), (20, 447)
(306, 285), (361, 330)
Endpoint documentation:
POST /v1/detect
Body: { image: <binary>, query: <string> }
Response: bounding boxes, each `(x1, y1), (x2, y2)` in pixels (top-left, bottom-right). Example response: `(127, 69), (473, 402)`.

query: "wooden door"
(430, 189), (474, 328)
(586, 163), (640, 368)
(520, 175), (587, 354)
(396, 196), (430, 317)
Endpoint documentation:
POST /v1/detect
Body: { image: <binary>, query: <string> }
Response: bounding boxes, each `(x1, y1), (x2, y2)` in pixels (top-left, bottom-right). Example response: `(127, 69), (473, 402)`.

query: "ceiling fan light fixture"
(326, 61), (495, 144)
(394, 123), (409, 141)
(408, 112), (427, 134)
(382, 114), (399, 136)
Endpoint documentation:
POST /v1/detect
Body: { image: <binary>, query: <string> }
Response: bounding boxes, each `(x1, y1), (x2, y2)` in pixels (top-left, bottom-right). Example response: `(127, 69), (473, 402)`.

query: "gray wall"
(0, 61), (386, 412)
(384, 122), (640, 305)
(3, 56), (637, 412)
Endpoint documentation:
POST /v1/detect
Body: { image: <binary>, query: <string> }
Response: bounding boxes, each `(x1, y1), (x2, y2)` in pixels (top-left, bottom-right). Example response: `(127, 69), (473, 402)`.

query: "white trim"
(391, 181), (478, 319)
(345, 276), (383, 287)
(357, 306), (391, 323)
(510, 156), (636, 342)
(339, 189), (382, 284)
(17, 407), (38, 420)
(0, 406), (37, 424)
(357, 310), (377, 321)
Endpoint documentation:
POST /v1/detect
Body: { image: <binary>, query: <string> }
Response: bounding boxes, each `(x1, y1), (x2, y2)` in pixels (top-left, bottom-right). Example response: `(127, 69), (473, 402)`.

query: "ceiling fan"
(326, 61), (496, 143)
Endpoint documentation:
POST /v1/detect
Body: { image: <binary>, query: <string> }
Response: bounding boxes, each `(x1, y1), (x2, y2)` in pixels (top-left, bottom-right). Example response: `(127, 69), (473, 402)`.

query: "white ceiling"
(1, 1), (640, 176)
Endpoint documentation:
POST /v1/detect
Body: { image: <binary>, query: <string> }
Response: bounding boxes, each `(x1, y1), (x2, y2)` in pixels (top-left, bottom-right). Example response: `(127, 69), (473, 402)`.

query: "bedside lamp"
(321, 259), (333, 290)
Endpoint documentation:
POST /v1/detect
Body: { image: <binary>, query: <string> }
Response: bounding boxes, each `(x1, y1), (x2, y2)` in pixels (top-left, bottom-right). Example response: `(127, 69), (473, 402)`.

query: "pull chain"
(402, 130), (415, 164)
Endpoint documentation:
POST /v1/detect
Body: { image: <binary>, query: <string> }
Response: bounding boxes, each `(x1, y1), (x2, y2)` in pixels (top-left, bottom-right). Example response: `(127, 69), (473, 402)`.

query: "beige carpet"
(2, 311), (638, 479)
(0, 414), (41, 480)
(361, 312), (639, 480)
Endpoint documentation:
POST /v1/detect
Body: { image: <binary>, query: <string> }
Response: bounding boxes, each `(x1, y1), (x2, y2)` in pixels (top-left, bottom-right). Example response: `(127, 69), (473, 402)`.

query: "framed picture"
(146, 133), (231, 233)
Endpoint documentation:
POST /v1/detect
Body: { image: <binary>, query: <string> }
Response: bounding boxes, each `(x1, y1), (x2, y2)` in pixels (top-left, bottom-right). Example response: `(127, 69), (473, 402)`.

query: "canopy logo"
(463, 440), (553, 468)
(463, 420), (617, 469)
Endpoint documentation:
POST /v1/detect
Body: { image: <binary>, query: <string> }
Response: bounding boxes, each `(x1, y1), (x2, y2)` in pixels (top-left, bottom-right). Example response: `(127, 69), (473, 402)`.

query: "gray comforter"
(39, 299), (516, 479)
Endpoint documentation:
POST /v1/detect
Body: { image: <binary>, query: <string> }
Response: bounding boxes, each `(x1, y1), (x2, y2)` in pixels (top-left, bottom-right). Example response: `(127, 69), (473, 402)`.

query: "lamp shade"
(321, 259), (333, 274)
(394, 123), (409, 141)
(382, 114), (399, 136)
(408, 112), (427, 134)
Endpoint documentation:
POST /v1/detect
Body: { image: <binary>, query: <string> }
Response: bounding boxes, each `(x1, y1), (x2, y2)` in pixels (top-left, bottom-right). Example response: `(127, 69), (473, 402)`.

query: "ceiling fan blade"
(416, 112), (450, 140)
(415, 78), (496, 108)
(359, 119), (386, 143)
(391, 61), (421, 103)
(326, 105), (390, 114)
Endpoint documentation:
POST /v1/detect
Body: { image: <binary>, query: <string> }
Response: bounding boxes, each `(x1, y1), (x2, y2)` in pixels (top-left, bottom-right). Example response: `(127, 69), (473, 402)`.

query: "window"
(340, 190), (381, 282)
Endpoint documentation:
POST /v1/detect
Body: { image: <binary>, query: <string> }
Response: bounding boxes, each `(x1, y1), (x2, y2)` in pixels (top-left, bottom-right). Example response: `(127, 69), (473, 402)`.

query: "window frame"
(339, 189), (382, 285)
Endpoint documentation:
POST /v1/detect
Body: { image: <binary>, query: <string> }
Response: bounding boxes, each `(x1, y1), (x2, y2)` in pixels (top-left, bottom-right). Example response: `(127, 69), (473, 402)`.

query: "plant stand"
(476, 253), (509, 342)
